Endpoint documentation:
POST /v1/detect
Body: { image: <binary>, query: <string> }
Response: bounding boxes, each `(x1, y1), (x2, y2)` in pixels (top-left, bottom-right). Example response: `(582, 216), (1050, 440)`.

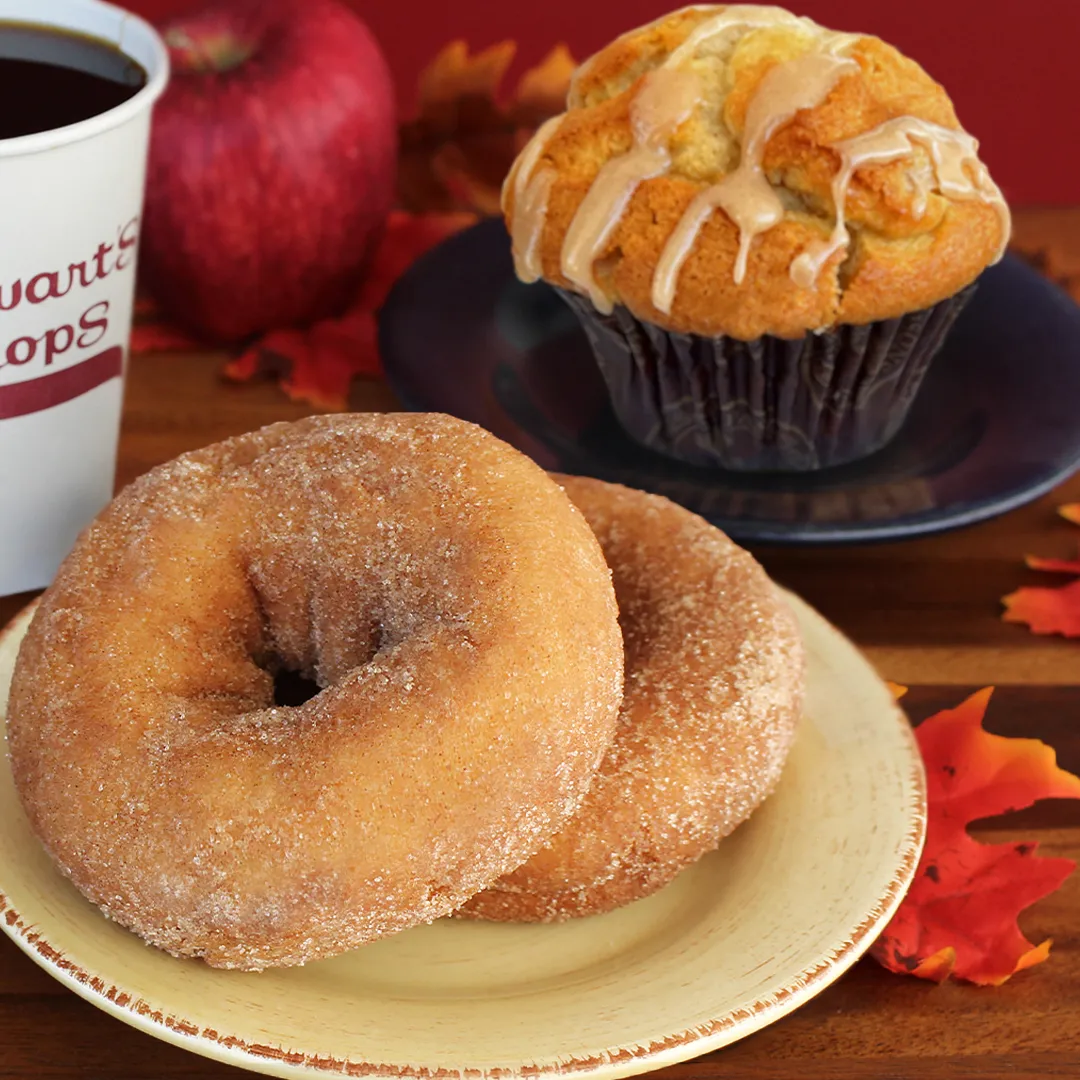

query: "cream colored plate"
(0, 593), (924, 1079)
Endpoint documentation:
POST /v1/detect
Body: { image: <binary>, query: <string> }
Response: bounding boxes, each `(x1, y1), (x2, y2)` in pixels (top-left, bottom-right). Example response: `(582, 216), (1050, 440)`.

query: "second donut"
(459, 475), (804, 922)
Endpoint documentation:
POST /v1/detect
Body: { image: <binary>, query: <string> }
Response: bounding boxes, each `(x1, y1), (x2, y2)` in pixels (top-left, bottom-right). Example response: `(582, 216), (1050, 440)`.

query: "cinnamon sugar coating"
(459, 476), (804, 921)
(6, 415), (624, 969)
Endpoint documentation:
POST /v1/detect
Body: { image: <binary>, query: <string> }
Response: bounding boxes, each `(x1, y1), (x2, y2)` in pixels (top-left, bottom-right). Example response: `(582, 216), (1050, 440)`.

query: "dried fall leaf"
(129, 321), (202, 354)
(1002, 506), (1080, 637)
(1025, 553), (1080, 575)
(399, 40), (575, 216)
(1010, 244), (1080, 306)
(225, 312), (378, 412)
(416, 40), (516, 129)
(354, 210), (477, 312)
(1003, 581), (1080, 637)
(908, 946), (957, 982)
(872, 688), (1080, 986)
(513, 44), (577, 121)
(431, 144), (504, 216)
(223, 211), (475, 409)
(130, 295), (202, 354)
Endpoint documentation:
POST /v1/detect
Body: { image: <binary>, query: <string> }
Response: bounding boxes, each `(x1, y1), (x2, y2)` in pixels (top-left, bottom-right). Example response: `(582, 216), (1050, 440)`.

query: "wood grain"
(1, 206), (1078, 1078)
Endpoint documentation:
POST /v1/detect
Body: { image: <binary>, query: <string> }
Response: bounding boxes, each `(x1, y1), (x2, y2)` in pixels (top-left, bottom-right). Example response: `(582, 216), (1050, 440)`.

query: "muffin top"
(504, 5), (1009, 340)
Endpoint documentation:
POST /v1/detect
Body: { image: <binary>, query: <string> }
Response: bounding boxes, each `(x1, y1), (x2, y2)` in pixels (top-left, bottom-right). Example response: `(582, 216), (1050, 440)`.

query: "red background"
(131, 0), (1079, 205)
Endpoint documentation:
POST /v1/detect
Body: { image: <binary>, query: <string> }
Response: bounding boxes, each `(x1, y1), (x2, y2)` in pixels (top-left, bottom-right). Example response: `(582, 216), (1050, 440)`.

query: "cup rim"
(0, 0), (169, 158)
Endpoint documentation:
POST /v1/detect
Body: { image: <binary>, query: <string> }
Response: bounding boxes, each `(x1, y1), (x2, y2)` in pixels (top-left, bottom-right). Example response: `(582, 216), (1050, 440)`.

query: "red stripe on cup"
(0, 347), (123, 420)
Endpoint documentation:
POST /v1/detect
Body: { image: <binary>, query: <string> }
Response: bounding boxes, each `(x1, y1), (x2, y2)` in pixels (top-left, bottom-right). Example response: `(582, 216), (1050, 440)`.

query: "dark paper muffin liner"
(557, 284), (977, 472)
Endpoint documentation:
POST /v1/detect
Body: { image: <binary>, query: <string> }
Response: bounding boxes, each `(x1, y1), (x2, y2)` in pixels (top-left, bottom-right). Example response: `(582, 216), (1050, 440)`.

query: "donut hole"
(270, 667), (321, 707)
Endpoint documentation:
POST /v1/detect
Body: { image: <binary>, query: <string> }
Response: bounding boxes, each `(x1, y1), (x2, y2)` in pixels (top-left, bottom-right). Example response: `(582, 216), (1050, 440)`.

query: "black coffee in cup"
(0, 22), (147, 139)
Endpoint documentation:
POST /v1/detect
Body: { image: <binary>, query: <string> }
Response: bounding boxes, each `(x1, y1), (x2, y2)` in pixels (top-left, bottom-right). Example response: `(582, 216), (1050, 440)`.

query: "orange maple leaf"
(416, 40), (517, 124)
(221, 211), (475, 409)
(871, 688), (1080, 985)
(513, 44), (577, 123)
(1003, 582), (1080, 637)
(1002, 505), (1080, 637)
(399, 41), (574, 216)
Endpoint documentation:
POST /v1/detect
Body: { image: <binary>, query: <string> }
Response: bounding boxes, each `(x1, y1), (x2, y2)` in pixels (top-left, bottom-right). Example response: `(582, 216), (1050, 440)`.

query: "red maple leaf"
(1002, 505), (1080, 637)
(130, 294), (203, 353)
(872, 687), (1080, 985)
(132, 212), (474, 409)
(222, 210), (475, 409)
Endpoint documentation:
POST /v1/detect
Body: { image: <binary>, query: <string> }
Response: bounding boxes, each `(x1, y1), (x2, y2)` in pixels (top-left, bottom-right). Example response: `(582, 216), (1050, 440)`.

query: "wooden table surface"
(2, 209), (1079, 1079)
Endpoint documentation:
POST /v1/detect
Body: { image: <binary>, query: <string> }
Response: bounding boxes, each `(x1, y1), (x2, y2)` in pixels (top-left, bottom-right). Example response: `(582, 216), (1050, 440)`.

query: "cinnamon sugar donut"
(460, 475), (803, 922)
(7, 415), (624, 969)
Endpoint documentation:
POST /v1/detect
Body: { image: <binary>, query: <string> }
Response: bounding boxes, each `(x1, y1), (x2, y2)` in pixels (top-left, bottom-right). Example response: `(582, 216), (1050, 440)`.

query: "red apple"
(141, 0), (397, 342)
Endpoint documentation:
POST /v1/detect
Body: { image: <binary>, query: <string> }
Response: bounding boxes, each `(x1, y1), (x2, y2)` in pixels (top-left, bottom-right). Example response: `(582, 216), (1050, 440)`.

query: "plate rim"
(379, 218), (1080, 546)
(0, 595), (927, 1080)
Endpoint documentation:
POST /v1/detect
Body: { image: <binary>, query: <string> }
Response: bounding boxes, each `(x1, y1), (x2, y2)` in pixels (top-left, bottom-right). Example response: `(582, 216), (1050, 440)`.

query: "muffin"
(502, 5), (1009, 471)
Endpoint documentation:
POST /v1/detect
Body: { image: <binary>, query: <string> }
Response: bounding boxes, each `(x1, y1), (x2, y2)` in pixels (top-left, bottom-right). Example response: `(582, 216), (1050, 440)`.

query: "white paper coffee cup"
(0, 0), (168, 596)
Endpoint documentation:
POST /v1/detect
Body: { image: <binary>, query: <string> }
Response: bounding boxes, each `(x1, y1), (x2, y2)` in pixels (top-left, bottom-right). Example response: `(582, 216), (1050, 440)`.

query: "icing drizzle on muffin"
(788, 116), (1009, 290)
(653, 44), (857, 305)
(504, 3), (1010, 317)
(561, 68), (702, 311)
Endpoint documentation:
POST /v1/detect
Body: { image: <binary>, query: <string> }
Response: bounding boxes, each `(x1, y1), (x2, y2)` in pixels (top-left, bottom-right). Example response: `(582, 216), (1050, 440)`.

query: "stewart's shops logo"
(0, 218), (138, 419)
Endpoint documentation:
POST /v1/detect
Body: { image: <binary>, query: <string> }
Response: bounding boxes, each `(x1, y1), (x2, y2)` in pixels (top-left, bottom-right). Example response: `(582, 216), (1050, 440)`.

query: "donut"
(6, 415), (624, 969)
(459, 476), (804, 922)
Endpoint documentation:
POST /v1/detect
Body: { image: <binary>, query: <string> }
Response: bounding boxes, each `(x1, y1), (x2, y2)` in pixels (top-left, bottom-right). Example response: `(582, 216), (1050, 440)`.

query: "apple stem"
(164, 27), (255, 74)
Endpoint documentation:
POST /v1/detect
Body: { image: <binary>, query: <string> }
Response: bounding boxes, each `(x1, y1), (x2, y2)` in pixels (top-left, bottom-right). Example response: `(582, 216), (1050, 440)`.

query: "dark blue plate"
(378, 218), (1080, 544)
